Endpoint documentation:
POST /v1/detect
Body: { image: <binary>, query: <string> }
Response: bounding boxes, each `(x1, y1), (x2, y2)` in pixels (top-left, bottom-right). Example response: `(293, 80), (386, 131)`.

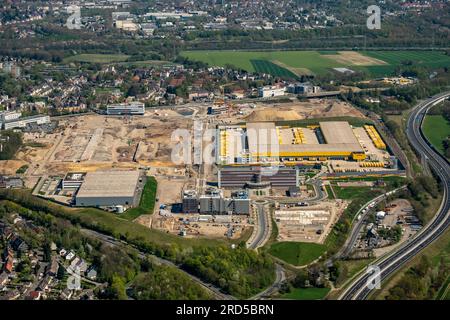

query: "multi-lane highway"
(340, 92), (450, 300)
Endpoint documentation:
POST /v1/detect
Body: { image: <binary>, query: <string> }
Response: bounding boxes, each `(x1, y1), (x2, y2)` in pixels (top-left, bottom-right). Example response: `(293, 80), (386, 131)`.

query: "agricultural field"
(423, 115), (450, 156)
(181, 50), (450, 78)
(63, 54), (130, 64)
(251, 60), (298, 79)
(360, 51), (450, 77)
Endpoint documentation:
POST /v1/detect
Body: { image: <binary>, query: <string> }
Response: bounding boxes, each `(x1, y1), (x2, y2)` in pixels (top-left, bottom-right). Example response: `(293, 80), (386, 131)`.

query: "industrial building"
(75, 170), (141, 207)
(62, 172), (86, 190)
(106, 102), (145, 116)
(182, 190), (199, 213)
(218, 166), (301, 189)
(217, 121), (371, 165)
(0, 111), (21, 123)
(2, 115), (51, 130)
(258, 86), (286, 98)
(183, 188), (251, 215)
(287, 83), (321, 95)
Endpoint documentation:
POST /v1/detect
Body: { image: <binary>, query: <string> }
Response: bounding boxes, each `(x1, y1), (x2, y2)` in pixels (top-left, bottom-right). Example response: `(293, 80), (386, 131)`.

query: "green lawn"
(64, 54), (130, 64)
(333, 186), (375, 200)
(268, 242), (326, 266)
(120, 176), (158, 221)
(281, 287), (330, 300)
(423, 115), (450, 156)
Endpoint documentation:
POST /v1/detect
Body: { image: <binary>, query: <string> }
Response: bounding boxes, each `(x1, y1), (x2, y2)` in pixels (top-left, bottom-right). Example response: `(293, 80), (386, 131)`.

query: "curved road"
(340, 91), (450, 300)
(335, 186), (408, 259)
(248, 202), (271, 250)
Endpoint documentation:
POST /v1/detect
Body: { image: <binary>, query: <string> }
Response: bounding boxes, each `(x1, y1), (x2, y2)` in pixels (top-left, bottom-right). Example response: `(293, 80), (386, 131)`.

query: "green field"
(423, 115), (450, 155)
(281, 287), (330, 300)
(182, 50), (343, 75)
(64, 54), (130, 64)
(120, 176), (158, 221)
(251, 59), (298, 79)
(333, 186), (376, 200)
(268, 242), (326, 266)
(360, 51), (450, 77)
(182, 50), (450, 77)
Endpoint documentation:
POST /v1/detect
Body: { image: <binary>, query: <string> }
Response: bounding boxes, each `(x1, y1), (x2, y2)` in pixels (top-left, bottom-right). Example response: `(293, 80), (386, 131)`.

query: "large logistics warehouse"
(75, 170), (141, 207)
(217, 121), (368, 165)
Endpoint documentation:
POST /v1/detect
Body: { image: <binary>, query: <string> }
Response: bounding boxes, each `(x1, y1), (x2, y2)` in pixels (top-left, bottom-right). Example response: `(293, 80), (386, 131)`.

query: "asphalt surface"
(340, 92), (450, 300)
(250, 264), (286, 300)
(248, 202), (270, 250)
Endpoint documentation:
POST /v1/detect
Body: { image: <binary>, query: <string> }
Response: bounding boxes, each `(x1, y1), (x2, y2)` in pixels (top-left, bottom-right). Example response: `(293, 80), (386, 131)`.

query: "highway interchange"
(340, 91), (450, 300)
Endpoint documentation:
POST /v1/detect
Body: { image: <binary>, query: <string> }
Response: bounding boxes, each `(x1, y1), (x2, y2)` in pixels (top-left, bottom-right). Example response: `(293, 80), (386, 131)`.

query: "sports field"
(181, 50), (450, 77)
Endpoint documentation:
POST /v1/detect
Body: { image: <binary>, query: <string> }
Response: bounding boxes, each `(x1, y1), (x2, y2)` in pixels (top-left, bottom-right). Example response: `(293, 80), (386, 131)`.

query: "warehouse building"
(75, 171), (141, 207)
(217, 121), (367, 165)
(106, 102), (145, 116)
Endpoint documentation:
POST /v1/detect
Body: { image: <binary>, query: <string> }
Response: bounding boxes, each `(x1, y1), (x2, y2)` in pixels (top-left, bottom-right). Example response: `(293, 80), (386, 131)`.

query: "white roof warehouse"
(75, 170), (141, 207)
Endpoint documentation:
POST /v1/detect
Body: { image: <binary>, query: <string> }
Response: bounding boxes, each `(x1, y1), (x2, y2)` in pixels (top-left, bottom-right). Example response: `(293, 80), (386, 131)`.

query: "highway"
(340, 91), (450, 300)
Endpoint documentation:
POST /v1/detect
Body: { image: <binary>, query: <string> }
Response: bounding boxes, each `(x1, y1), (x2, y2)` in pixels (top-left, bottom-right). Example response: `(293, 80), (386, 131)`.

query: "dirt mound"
(245, 108), (303, 122)
(308, 101), (364, 118)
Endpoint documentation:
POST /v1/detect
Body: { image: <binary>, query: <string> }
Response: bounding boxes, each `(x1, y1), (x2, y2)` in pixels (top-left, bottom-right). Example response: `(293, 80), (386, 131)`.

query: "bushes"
(386, 256), (449, 300)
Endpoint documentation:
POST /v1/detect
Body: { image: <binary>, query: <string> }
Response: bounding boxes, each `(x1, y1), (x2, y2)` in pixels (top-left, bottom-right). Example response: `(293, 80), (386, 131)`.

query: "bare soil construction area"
(275, 200), (348, 244)
(13, 112), (191, 176)
(244, 99), (365, 122)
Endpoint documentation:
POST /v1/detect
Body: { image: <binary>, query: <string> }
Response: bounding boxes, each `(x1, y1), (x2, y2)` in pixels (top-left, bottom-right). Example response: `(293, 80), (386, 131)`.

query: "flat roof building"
(106, 102), (145, 116)
(217, 121), (366, 164)
(62, 172), (86, 190)
(75, 170), (141, 207)
(3, 115), (50, 130)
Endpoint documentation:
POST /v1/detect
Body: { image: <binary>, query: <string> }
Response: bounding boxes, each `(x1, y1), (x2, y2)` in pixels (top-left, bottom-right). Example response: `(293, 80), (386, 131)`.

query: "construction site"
(274, 200), (348, 244)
